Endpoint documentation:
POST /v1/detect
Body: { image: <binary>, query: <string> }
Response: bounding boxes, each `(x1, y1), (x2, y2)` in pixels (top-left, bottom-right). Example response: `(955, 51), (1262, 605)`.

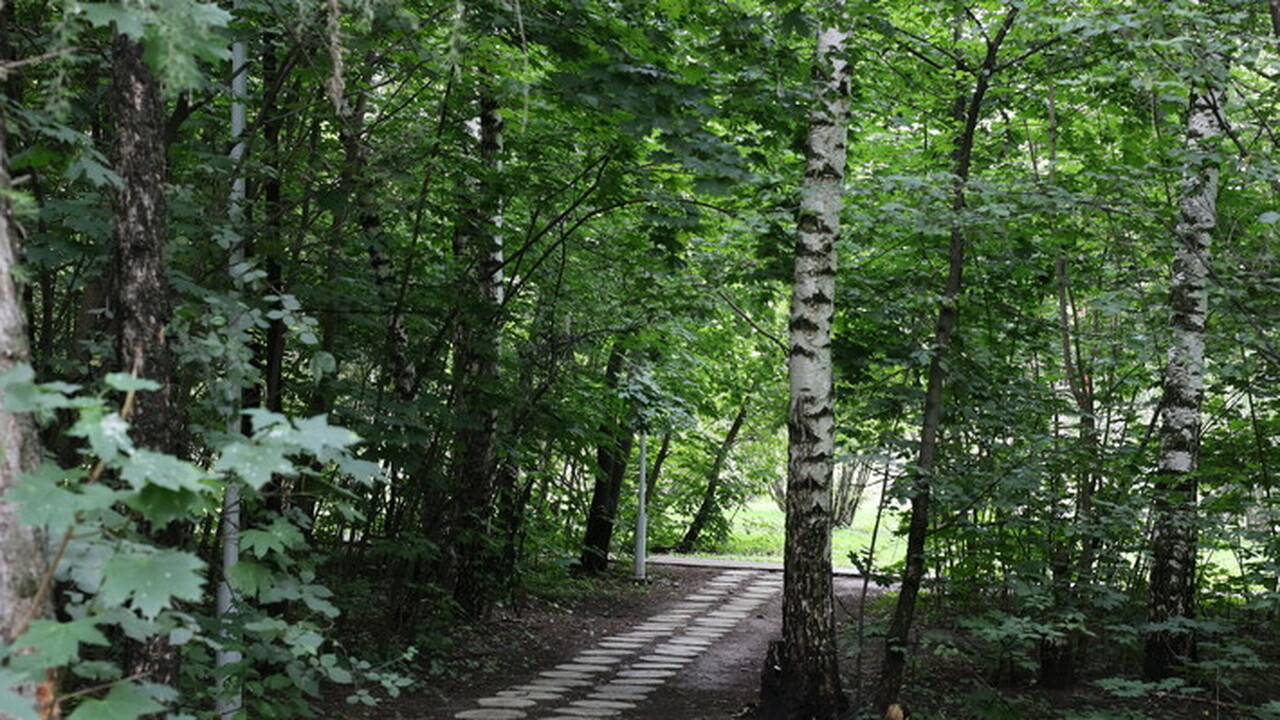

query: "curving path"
(451, 569), (783, 719)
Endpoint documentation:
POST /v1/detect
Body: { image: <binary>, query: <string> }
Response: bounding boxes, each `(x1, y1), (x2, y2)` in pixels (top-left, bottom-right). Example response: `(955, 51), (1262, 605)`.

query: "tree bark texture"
(645, 432), (672, 501)
(676, 398), (748, 553)
(0, 94), (53, 709)
(1145, 82), (1222, 680)
(579, 345), (632, 574)
(758, 16), (849, 720)
(340, 82), (418, 405)
(875, 10), (1017, 711)
(110, 34), (183, 692)
(1038, 256), (1098, 688)
(449, 90), (505, 617)
(110, 35), (177, 454)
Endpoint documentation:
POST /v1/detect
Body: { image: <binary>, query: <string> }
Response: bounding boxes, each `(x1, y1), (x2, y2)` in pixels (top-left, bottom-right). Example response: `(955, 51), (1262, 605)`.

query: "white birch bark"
(761, 12), (850, 717)
(449, 88), (505, 616)
(1145, 81), (1223, 680)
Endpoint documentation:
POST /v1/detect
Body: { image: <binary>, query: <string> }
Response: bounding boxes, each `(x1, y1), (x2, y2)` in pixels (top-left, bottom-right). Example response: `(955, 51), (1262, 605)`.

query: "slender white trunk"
(449, 87), (505, 616)
(761, 11), (850, 718)
(215, 12), (248, 716)
(1145, 79), (1223, 680)
(633, 432), (647, 581)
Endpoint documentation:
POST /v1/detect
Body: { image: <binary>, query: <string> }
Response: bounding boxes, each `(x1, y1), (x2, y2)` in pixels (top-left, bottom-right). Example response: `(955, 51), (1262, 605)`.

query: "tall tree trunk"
(448, 88), (505, 617)
(259, 40), (287, 418)
(111, 35), (177, 454)
(0, 86), (54, 717)
(1145, 78), (1223, 681)
(110, 33), (182, 692)
(875, 10), (1018, 711)
(675, 398), (748, 553)
(645, 432), (672, 500)
(578, 344), (632, 574)
(1038, 256), (1099, 688)
(757, 11), (849, 719)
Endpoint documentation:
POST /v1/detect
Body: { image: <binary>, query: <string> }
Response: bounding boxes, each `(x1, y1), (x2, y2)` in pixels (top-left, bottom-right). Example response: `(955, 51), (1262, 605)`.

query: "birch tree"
(757, 7), (849, 717)
(449, 88), (506, 617)
(1145, 68), (1225, 681)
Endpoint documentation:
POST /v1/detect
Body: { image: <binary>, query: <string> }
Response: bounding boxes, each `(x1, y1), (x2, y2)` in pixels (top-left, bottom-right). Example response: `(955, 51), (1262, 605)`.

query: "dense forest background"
(1, 0), (1280, 717)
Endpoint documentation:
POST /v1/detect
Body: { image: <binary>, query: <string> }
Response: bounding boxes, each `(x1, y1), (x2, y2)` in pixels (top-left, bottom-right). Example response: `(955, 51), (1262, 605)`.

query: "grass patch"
(696, 494), (907, 570)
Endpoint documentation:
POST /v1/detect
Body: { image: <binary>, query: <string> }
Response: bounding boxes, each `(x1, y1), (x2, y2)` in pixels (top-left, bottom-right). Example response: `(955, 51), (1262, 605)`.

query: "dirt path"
(421, 562), (874, 720)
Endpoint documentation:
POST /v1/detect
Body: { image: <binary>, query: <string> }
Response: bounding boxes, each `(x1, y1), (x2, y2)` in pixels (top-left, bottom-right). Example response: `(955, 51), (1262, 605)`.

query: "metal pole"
(634, 432), (648, 581)
(215, 12), (247, 718)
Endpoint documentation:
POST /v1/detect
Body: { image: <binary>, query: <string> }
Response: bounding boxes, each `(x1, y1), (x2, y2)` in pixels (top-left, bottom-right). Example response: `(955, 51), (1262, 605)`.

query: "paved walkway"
(645, 554), (862, 576)
(450, 568), (783, 719)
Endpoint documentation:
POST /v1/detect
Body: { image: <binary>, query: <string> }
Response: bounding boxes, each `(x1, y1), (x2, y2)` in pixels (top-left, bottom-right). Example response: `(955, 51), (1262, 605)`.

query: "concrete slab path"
(645, 554), (862, 576)
(449, 568), (784, 719)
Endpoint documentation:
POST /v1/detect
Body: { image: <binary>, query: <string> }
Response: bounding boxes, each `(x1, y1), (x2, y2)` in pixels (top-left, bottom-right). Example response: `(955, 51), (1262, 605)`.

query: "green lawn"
(698, 491), (907, 570)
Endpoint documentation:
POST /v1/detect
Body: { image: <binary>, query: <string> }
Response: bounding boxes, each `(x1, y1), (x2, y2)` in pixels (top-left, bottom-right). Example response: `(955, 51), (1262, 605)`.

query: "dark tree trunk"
(1037, 256), (1098, 689)
(675, 399), (748, 553)
(578, 345), (633, 575)
(875, 10), (1018, 711)
(448, 89), (505, 617)
(110, 34), (176, 452)
(260, 53), (286, 418)
(109, 33), (182, 694)
(645, 432), (672, 501)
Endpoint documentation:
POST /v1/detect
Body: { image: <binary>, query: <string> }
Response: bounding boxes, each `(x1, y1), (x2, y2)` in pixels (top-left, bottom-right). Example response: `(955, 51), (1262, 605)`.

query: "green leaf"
(119, 449), (206, 492)
(70, 408), (133, 462)
(0, 669), (40, 720)
(98, 549), (205, 619)
(1253, 701), (1280, 720)
(0, 366), (90, 414)
(103, 373), (162, 393)
(291, 415), (359, 455)
(309, 352), (336, 383)
(70, 661), (122, 682)
(0, 363), (34, 390)
(285, 625), (324, 656)
(334, 454), (383, 486)
(225, 560), (273, 598)
(300, 583), (339, 618)
(78, 3), (146, 38)
(213, 441), (294, 490)
(240, 518), (305, 558)
(10, 618), (109, 670)
(123, 486), (204, 528)
(66, 682), (164, 720)
(11, 463), (109, 533)
(168, 627), (195, 646)
(319, 655), (353, 684)
(64, 154), (123, 189)
(243, 408), (288, 434)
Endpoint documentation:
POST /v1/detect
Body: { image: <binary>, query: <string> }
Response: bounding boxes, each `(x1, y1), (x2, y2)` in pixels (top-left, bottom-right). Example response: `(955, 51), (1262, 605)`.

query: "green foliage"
(0, 372), (393, 718)
(74, 0), (232, 93)
(1059, 711), (1153, 720)
(7, 0), (1280, 714)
